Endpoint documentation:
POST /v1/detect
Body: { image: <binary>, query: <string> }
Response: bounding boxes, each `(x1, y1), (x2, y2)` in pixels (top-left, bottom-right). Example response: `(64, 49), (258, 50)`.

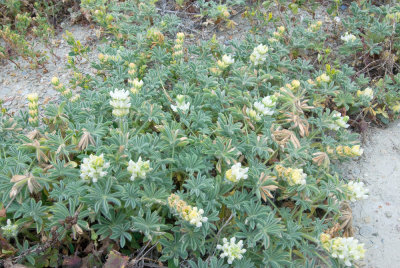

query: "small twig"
(128, 242), (159, 268)
(207, 213), (234, 261)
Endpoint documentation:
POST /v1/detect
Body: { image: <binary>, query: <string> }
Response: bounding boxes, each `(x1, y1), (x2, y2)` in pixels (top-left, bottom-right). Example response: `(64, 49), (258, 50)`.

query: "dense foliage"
(1, 0), (399, 267)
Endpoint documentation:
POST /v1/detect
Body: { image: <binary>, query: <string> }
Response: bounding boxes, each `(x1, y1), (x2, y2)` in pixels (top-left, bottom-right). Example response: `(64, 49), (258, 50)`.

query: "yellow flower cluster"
(275, 165), (307, 186)
(308, 21), (323, 32)
(269, 26), (285, 42)
(126, 62), (143, 94)
(336, 145), (363, 157)
(280, 80), (301, 92)
(97, 53), (122, 63)
(316, 73), (330, 83)
(168, 194), (208, 227)
(146, 27), (164, 44)
(173, 32), (185, 59)
(51, 76), (76, 100)
(386, 12), (400, 22)
(27, 93), (39, 126)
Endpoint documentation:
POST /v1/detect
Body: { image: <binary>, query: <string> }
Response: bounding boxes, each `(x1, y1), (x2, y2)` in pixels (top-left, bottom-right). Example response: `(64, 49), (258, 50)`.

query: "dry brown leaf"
(312, 152), (330, 167)
(258, 172), (278, 201)
(272, 126), (300, 148)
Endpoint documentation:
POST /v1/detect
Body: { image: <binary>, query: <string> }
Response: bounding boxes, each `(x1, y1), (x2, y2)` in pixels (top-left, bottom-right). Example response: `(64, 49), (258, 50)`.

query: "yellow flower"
(225, 169), (234, 182)
(128, 62), (136, 69)
(27, 93), (38, 102)
(176, 32), (185, 40)
(291, 80), (300, 89)
(350, 145), (363, 156)
(98, 53), (105, 61)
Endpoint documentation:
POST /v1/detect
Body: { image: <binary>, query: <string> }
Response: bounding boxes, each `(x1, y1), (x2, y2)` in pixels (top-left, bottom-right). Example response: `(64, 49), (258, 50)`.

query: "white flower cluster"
(80, 154), (110, 183)
(217, 54), (235, 70)
(254, 95), (277, 116)
(1, 219), (18, 238)
(110, 89), (131, 117)
(217, 237), (247, 264)
(341, 32), (357, 43)
(328, 111), (350, 131)
(225, 163), (249, 183)
(321, 235), (365, 267)
(127, 157), (151, 181)
(171, 94), (190, 113)
(345, 181), (369, 202)
(250, 44), (268, 65)
(357, 87), (374, 101)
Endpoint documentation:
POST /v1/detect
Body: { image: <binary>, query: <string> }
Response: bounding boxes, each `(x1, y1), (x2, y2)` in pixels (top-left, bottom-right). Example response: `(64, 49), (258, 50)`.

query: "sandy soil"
(341, 122), (400, 268)
(0, 24), (99, 114)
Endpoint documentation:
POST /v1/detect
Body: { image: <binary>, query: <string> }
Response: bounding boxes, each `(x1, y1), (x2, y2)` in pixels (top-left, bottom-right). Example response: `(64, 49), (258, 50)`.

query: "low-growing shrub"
(1, 0), (399, 267)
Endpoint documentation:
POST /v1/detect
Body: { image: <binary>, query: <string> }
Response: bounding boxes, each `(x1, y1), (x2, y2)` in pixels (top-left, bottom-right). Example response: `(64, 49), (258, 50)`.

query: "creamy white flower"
(222, 54), (234, 65)
(186, 207), (208, 227)
(225, 163), (249, 183)
(1, 219), (18, 238)
(326, 237), (365, 267)
(328, 111), (350, 130)
(246, 107), (261, 122)
(171, 95), (190, 113)
(341, 32), (357, 43)
(132, 79), (143, 89)
(287, 168), (307, 186)
(80, 154), (110, 183)
(250, 44), (268, 65)
(27, 93), (39, 102)
(334, 16), (341, 23)
(357, 87), (374, 100)
(110, 89), (131, 117)
(217, 237), (247, 264)
(345, 181), (369, 201)
(254, 101), (273, 116)
(127, 156), (151, 181)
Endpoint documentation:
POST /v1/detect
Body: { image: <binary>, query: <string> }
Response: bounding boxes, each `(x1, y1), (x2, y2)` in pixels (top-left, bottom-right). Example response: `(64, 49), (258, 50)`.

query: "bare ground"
(342, 122), (400, 268)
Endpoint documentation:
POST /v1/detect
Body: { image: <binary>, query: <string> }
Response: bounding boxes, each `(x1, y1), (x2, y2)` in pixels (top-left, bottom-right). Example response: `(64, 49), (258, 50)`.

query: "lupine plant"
(0, 0), (399, 267)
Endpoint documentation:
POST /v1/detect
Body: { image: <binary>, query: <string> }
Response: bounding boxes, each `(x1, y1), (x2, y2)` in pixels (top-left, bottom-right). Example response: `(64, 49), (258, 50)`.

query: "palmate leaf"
(115, 183), (139, 209)
(183, 174), (213, 200)
(223, 190), (253, 213)
(243, 201), (272, 229)
(262, 245), (291, 268)
(140, 183), (168, 207)
(93, 211), (128, 241)
(48, 198), (89, 239)
(159, 232), (188, 266)
(177, 152), (213, 176)
(81, 178), (121, 219)
(15, 199), (47, 233)
(188, 257), (228, 268)
(180, 228), (205, 253)
(49, 180), (86, 202)
(110, 222), (132, 248)
(253, 213), (284, 249)
(47, 160), (80, 180)
(131, 209), (168, 240)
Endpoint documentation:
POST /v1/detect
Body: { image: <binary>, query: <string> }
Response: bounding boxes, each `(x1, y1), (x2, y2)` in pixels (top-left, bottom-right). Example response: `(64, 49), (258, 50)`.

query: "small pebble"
(385, 211), (392, 218)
